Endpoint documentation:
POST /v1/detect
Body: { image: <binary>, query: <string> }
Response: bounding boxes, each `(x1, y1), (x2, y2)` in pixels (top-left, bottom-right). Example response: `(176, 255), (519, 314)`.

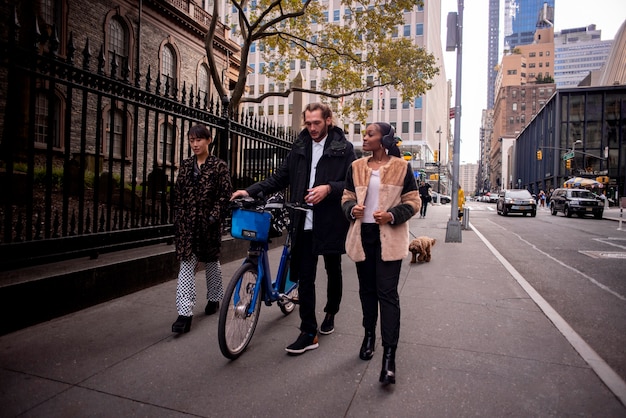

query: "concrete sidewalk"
(1, 204), (625, 417)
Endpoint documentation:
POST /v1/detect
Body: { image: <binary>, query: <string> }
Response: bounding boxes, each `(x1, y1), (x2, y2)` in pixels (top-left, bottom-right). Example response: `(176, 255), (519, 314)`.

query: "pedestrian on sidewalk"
(342, 122), (420, 385)
(418, 180), (432, 218)
(231, 103), (356, 355)
(171, 124), (233, 334)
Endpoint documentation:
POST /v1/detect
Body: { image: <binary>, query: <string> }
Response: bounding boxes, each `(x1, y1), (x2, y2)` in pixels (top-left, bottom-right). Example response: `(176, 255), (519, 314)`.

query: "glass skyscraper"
(504, 0), (555, 49)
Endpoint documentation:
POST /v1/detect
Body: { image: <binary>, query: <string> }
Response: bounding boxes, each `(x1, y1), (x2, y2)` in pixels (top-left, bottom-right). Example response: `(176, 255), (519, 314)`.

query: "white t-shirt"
(304, 137), (326, 230)
(362, 169), (380, 224)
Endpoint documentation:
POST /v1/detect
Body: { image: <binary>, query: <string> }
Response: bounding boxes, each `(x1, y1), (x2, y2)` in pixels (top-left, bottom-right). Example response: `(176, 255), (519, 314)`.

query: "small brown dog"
(409, 236), (436, 263)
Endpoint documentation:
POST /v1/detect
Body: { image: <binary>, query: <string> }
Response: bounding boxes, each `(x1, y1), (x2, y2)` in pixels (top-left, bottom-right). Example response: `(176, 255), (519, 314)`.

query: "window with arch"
(40, 0), (55, 26)
(198, 64), (210, 104)
(34, 91), (62, 149)
(159, 122), (176, 165)
(104, 108), (131, 159)
(161, 44), (177, 92)
(108, 16), (129, 72)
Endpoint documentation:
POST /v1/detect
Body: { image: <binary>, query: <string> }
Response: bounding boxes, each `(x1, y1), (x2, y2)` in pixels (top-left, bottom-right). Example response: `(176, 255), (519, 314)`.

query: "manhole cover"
(579, 251), (626, 259)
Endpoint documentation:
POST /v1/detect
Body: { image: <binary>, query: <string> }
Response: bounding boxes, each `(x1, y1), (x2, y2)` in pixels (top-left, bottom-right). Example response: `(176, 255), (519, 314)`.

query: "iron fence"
(0, 12), (295, 271)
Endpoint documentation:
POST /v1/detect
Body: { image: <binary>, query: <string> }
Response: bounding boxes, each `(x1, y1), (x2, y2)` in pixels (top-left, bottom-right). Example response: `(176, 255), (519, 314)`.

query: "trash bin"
(462, 207), (470, 229)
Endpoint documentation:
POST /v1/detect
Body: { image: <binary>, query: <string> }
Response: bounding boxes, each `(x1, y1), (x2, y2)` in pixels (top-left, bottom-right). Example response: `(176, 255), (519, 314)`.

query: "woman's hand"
(351, 204), (365, 219)
(373, 210), (393, 225)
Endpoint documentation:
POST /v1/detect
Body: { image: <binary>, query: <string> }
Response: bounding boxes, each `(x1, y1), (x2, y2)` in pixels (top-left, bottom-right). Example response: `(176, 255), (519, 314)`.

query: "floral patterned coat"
(173, 155), (232, 262)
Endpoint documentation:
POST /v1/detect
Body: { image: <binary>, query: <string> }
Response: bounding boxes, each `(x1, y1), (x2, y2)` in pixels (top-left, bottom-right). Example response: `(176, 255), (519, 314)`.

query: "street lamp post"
(445, 0), (463, 242)
(436, 126), (442, 193)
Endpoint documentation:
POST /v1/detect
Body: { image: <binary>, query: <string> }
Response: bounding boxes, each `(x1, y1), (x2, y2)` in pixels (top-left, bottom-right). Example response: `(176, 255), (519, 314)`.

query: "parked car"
(431, 192), (451, 204)
(496, 189), (537, 216)
(488, 194), (499, 203)
(549, 188), (604, 219)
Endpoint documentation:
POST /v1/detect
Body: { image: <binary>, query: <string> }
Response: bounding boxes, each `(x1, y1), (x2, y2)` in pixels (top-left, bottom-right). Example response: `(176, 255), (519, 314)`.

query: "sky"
(439, 0), (626, 164)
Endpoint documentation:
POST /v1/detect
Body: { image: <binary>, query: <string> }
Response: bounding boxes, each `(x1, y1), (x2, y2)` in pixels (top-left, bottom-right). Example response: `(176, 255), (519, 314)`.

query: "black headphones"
(378, 122), (396, 149)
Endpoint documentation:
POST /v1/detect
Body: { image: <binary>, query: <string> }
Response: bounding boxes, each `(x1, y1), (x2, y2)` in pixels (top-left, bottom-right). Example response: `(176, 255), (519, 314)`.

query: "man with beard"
(231, 103), (356, 354)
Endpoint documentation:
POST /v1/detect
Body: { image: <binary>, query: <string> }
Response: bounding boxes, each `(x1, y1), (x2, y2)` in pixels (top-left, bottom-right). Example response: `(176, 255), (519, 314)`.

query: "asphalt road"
(467, 201), (626, 384)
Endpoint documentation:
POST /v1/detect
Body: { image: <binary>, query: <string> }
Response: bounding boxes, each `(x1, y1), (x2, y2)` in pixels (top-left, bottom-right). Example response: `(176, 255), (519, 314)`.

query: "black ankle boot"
(379, 346), (396, 384)
(359, 329), (375, 360)
(172, 315), (192, 333)
(205, 301), (219, 315)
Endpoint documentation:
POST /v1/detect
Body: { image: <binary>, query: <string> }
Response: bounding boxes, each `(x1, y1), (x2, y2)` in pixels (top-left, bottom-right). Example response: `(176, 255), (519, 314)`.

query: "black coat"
(247, 126), (356, 254)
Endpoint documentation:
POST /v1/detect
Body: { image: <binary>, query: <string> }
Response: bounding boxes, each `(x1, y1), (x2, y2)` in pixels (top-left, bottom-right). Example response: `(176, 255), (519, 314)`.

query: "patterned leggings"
(175, 253), (224, 316)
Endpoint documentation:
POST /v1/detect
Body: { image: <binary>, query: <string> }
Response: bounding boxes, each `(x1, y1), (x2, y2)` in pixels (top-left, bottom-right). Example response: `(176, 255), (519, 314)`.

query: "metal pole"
(445, 0), (463, 243)
(437, 126), (442, 193)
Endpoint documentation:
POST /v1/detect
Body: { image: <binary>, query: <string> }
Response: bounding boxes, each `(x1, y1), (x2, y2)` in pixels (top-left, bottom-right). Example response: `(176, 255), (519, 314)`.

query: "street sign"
(563, 151), (575, 160)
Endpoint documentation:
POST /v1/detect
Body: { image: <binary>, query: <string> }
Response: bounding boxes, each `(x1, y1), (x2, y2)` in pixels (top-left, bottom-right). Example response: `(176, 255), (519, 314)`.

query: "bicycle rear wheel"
(218, 262), (262, 360)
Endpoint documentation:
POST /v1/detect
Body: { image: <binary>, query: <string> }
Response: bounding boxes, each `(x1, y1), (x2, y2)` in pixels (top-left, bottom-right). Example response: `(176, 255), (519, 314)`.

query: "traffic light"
(536, 150), (542, 160)
(434, 150), (439, 162)
(566, 159), (571, 169)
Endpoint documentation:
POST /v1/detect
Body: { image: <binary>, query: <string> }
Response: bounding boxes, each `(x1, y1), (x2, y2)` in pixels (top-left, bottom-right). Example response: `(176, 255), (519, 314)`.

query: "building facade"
(554, 25), (613, 89)
(514, 85), (626, 202)
(504, 0), (555, 50)
(0, 0), (241, 176)
(490, 26), (556, 191)
(486, 0), (500, 110)
(459, 162), (478, 196)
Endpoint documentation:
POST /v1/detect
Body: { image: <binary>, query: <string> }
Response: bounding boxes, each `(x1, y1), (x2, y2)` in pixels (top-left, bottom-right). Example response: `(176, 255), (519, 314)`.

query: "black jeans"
(420, 196), (429, 216)
(355, 223), (401, 347)
(291, 230), (343, 335)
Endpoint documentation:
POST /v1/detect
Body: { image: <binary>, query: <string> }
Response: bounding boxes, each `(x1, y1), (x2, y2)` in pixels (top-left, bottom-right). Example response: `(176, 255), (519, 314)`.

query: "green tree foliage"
(205, 0), (439, 120)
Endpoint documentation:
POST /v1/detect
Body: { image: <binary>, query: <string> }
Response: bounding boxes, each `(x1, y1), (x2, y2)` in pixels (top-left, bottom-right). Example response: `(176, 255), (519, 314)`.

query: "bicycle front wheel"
(218, 262), (262, 360)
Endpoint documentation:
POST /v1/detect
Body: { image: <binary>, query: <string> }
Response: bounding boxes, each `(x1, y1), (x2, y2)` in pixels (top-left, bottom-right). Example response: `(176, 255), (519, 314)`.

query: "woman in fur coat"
(341, 122), (420, 384)
(171, 124), (232, 334)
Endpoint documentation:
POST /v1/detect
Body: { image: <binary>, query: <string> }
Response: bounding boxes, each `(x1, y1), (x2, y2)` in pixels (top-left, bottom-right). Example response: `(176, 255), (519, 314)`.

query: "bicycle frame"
(237, 231), (297, 316)
(219, 198), (303, 359)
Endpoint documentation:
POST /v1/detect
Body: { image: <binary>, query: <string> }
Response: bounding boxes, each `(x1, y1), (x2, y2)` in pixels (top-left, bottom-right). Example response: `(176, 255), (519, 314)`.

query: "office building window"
(414, 121), (422, 133)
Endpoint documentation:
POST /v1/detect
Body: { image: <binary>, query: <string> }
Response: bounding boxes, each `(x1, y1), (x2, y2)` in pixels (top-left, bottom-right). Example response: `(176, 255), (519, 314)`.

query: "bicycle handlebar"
(230, 197), (309, 212)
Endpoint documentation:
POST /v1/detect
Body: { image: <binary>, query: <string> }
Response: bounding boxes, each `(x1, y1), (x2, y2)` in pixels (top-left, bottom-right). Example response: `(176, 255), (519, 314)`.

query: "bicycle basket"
(231, 208), (272, 242)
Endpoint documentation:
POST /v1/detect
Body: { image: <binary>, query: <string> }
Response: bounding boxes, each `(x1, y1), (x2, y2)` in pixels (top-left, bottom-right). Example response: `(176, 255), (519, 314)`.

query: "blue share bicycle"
(218, 197), (306, 360)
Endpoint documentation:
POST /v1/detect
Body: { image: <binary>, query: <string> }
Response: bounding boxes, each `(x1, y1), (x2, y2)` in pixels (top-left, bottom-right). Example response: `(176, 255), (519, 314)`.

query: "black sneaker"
(319, 313), (335, 335)
(285, 332), (319, 355)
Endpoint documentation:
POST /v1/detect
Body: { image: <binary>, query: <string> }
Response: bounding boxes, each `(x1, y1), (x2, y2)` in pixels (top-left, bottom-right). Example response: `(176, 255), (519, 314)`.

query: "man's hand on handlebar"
(231, 190), (250, 201)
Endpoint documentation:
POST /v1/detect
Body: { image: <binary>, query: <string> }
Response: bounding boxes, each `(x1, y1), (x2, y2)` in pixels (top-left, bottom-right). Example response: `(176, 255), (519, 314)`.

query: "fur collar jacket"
(342, 156), (420, 262)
